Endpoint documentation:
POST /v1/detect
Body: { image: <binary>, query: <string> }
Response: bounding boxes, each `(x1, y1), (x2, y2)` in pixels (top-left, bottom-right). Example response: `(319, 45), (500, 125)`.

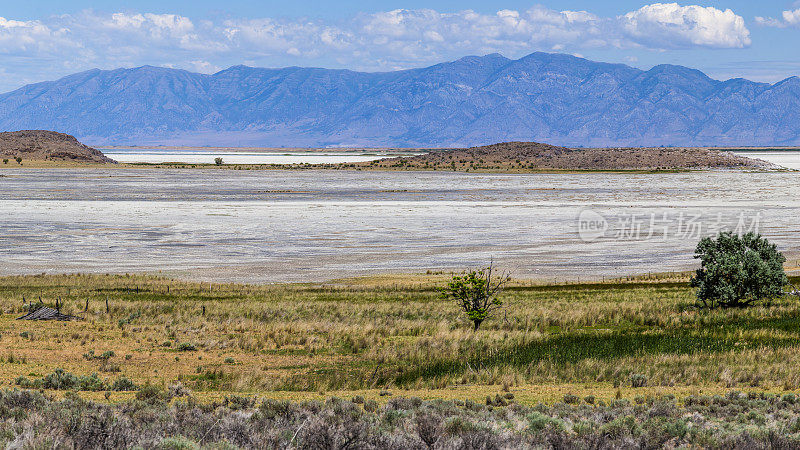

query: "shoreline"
(0, 160), (784, 173)
(97, 144), (800, 152)
(2, 260), (799, 286)
(3, 140), (791, 171)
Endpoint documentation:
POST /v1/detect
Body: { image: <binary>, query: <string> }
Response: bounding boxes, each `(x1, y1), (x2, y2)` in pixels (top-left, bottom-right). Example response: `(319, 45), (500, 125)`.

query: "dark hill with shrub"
(366, 141), (776, 171)
(0, 130), (115, 163)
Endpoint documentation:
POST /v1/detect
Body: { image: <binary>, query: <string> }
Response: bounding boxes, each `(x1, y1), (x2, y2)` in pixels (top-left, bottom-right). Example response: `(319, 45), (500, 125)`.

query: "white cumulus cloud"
(345, 7), (608, 63)
(0, 16), (74, 55)
(756, 9), (800, 28)
(0, 4), (757, 92)
(621, 3), (751, 48)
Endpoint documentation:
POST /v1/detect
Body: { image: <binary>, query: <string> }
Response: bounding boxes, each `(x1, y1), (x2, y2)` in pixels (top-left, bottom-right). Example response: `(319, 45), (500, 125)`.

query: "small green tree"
(691, 232), (787, 308)
(14, 157), (21, 164)
(440, 264), (509, 330)
(214, 157), (223, 166)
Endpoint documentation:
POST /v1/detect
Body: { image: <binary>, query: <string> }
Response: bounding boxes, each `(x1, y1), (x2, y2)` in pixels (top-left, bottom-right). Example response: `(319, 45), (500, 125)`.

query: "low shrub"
(136, 384), (166, 403)
(526, 412), (564, 433)
(83, 350), (115, 361)
(0, 389), (795, 448)
(157, 436), (199, 450)
(363, 399), (378, 413)
(15, 369), (108, 391)
(111, 377), (138, 391)
(630, 373), (648, 388)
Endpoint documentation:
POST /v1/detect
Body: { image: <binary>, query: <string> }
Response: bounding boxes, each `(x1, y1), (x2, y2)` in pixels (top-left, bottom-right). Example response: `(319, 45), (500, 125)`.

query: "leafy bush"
(363, 399), (378, 413)
(600, 415), (640, 439)
(214, 157), (223, 166)
(100, 361), (120, 373)
(439, 263), (509, 330)
(78, 373), (107, 391)
(177, 343), (197, 352)
(443, 416), (479, 435)
(630, 373), (648, 388)
(111, 377), (138, 391)
(223, 395), (255, 410)
(42, 368), (80, 390)
(83, 350), (116, 361)
(168, 383), (192, 400)
(117, 311), (140, 328)
(485, 393), (510, 407)
(14, 376), (39, 389)
(691, 232), (787, 308)
(136, 384), (166, 403)
(157, 436), (199, 450)
(415, 413), (442, 448)
(526, 412), (564, 433)
(16, 369), (108, 391)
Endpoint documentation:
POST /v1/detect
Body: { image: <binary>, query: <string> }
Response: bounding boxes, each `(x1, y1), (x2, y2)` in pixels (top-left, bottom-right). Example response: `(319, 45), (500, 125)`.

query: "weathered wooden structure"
(17, 306), (80, 321)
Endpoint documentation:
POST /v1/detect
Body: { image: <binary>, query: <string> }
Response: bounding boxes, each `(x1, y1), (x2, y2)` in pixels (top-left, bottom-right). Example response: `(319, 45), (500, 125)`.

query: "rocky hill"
(0, 130), (115, 163)
(364, 142), (776, 171)
(1, 53), (800, 147)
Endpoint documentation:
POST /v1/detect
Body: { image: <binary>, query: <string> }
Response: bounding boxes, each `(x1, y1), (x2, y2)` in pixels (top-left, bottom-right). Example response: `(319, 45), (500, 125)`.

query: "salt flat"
(2, 167), (799, 282)
(100, 148), (422, 164)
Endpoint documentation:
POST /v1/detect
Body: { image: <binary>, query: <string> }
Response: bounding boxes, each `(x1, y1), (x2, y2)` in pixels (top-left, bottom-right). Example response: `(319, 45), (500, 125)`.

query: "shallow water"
(733, 151), (800, 170)
(2, 168), (799, 283)
(100, 149), (420, 164)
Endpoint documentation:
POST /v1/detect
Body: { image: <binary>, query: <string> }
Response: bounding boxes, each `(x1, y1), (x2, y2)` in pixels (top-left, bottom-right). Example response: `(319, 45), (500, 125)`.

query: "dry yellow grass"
(1, 272), (799, 404)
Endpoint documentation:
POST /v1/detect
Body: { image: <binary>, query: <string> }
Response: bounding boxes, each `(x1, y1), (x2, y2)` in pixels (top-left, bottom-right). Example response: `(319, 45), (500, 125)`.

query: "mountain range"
(1, 52), (799, 148)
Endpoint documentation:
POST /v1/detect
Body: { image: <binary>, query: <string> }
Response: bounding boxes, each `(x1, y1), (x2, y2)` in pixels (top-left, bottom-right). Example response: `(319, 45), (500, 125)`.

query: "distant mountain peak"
(0, 52), (798, 147)
(457, 53), (510, 62)
(646, 64), (712, 78)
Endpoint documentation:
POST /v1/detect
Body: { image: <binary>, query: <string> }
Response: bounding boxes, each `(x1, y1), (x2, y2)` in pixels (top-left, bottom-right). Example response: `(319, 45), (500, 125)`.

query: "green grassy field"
(1, 272), (799, 404)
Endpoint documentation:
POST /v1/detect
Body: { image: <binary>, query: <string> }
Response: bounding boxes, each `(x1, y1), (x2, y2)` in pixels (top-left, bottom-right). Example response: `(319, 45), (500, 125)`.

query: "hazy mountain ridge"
(0, 52), (798, 147)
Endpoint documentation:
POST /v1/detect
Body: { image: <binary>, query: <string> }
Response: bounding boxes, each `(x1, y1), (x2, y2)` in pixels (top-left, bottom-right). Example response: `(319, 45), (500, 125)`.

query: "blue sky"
(1, 1), (800, 92)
